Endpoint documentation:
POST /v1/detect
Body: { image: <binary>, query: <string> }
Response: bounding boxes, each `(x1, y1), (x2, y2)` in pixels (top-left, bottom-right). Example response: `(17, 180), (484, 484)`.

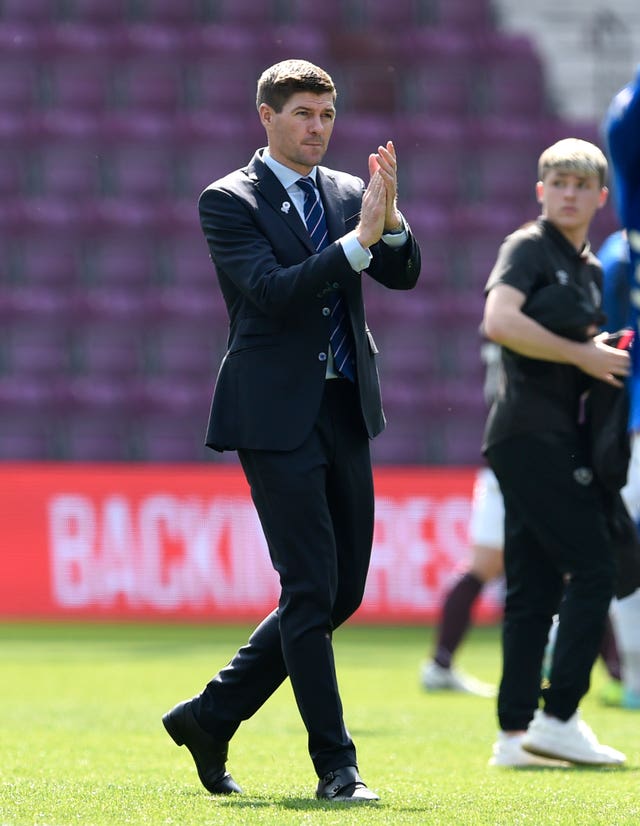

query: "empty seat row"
(0, 19), (550, 117)
(0, 0), (495, 29)
(1, 114), (550, 215)
(0, 317), (222, 377)
(5, 142), (257, 202)
(0, 199), (521, 292)
(0, 302), (486, 399)
(1, 232), (216, 290)
(0, 407), (216, 462)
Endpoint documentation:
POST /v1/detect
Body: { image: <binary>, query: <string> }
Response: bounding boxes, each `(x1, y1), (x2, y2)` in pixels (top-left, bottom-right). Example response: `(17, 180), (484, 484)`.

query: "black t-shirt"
(482, 217), (604, 452)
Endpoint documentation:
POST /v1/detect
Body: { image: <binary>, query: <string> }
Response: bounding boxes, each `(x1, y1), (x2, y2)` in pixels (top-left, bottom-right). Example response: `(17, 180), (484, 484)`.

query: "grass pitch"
(1, 622), (638, 825)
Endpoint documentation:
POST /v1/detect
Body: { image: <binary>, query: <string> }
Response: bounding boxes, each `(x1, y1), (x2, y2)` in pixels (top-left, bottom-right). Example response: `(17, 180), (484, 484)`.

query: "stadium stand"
(494, 0), (640, 121)
(0, 0), (627, 463)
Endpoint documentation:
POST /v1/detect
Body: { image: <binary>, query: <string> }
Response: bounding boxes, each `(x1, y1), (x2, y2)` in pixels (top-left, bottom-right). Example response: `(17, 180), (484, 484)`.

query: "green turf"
(1, 622), (638, 825)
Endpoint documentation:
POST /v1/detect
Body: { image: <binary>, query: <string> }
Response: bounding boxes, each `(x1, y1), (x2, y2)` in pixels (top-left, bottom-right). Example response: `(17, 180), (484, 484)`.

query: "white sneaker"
(489, 731), (569, 767)
(420, 661), (496, 697)
(521, 709), (626, 765)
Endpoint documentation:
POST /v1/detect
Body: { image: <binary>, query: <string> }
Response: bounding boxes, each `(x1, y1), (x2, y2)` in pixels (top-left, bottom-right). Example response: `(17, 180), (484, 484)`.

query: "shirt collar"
(538, 216), (592, 261)
(263, 148), (318, 191)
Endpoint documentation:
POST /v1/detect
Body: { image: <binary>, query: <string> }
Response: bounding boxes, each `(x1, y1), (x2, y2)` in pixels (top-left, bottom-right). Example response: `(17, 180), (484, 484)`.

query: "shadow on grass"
(211, 797), (453, 814)
(494, 764), (639, 773)
(212, 797), (384, 810)
(173, 789), (385, 811)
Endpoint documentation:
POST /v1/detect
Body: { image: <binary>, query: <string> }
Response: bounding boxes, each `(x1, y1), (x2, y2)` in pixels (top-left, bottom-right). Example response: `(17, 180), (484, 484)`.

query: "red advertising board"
(0, 463), (502, 623)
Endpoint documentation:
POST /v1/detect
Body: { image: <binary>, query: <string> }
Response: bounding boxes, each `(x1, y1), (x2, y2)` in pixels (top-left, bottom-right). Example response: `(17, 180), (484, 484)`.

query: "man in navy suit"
(162, 59), (421, 802)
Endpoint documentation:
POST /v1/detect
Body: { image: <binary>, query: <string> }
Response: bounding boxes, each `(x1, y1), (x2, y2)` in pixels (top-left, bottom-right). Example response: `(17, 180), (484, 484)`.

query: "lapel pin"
(281, 201), (291, 214)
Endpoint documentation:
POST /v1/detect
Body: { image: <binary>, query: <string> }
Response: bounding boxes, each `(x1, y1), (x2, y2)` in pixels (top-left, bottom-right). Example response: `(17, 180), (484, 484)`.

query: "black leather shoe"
(316, 766), (379, 802)
(162, 699), (242, 794)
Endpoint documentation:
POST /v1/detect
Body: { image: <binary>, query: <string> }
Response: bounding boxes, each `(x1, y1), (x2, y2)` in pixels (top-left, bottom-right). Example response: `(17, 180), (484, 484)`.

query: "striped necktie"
(297, 176), (355, 381)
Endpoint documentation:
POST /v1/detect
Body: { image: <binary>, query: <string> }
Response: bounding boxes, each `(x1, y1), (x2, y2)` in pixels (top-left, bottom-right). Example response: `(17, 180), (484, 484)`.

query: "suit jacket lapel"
(248, 151), (315, 254)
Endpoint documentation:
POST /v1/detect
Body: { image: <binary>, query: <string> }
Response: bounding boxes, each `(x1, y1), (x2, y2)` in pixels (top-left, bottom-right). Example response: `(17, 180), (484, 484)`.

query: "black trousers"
(486, 430), (616, 731)
(192, 379), (374, 777)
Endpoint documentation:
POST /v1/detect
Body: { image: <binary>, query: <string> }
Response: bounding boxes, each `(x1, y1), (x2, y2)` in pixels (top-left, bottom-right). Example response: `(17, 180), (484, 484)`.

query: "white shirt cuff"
(339, 230), (372, 273)
(339, 214), (408, 272)
(381, 214), (408, 247)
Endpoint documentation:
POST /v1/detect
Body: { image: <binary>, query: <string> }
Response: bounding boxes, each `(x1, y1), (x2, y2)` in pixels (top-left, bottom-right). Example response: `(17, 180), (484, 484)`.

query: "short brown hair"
(256, 59), (336, 112)
(538, 138), (608, 188)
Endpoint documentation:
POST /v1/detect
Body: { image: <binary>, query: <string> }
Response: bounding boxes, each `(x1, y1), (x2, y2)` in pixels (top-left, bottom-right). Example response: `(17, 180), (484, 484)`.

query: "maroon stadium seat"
(71, 321), (145, 378)
(352, 0), (424, 29)
(43, 55), (114, 112)
(81, 234), (158, 288)
(3, 320), (71, 376)
(101, 142), (177, 200)
(392, 28), (475, 117)
(257, 25), (328, 67)
(465, 118), (544, 206)
(57, 410), (133, 461)
(72, 283), (153, 328)
(133, 412), (211, 462)
(0, 0), (53, 22)
(125, 0), (207, 24)
(394, 116), (467, 206)
(0, 376), (62, 438)
(152, 284), (229, 361)
(0, 284), (73, 329)
(209, 0), (278, 25)
(430, 0), (495, 30)
(133, 377), (212, 432)
(0, 414), (53, 459)
(0, 113), (31, 198)
(28, 140), (103, 198)
(35, 23), (118, 111)
(13, 235), (82, 287)
(472, 33), (548, 118)
(283, 0), (351, 27)
(143, 320), (218, 379)
(158, 229), (214, 287)
(57, 0), (129, 23)
(0, 55), (40, 113)
(110, 56), (186, 114)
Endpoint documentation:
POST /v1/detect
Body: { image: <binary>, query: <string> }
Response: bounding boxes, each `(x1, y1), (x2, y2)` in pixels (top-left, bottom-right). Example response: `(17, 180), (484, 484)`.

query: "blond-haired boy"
(482, 138), (629, 767)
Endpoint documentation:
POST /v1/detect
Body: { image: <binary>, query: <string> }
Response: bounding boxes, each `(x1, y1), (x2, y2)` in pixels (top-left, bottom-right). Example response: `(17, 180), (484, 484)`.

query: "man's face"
(536, 169), (608, 240)
(259, 91), (336, 174)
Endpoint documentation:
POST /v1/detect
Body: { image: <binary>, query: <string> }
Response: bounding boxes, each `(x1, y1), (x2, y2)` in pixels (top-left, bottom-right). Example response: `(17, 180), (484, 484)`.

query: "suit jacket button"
(322, 307), (330, 317)
(318, 352), (327, 362)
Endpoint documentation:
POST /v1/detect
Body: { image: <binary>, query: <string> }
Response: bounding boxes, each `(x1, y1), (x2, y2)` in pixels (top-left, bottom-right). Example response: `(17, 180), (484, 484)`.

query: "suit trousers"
(486, 430), (616, 731)
(192, 379), (374, 776)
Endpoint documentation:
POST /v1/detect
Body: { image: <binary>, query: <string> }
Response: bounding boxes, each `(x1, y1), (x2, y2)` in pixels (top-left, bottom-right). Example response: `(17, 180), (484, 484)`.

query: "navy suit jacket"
(198, 149), (421, 452)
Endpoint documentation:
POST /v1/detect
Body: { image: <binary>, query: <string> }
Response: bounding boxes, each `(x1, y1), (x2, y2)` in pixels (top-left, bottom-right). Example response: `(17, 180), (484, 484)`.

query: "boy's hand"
(577, 334), (631, 387)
